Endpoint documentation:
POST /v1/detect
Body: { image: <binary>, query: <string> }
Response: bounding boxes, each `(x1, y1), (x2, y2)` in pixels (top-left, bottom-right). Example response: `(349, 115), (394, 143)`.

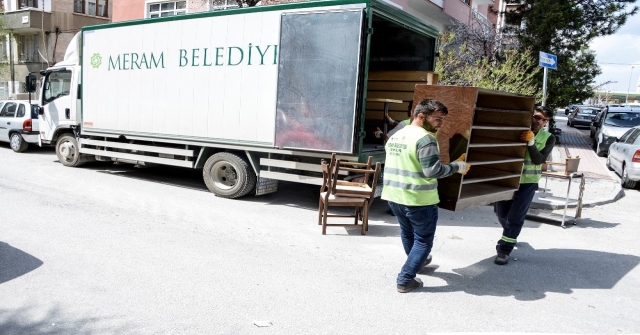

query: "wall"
(113, 0), (145, 22)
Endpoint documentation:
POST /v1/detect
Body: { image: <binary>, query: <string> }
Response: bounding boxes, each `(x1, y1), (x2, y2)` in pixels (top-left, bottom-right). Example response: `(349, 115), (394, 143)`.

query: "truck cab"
(38, 34), (81, 148)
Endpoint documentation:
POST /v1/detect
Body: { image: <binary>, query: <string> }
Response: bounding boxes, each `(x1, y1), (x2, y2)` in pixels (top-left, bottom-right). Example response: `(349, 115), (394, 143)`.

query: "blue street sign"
(539, 51), (557, 70)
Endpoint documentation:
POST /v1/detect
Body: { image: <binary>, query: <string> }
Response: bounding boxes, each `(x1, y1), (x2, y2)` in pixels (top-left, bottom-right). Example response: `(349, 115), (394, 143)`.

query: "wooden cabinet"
(412, 85), (535, 211)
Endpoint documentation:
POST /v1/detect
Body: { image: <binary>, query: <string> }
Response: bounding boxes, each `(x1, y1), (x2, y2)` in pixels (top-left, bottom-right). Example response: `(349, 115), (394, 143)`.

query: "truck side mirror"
(25, 73), (37, 93)
(38, 106), (44, 115)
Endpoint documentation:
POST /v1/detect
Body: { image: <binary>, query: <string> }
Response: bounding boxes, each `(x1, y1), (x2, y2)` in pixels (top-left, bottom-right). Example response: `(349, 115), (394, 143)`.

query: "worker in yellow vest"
(382, 99), (470, 293)
(493, 106), (556, 265)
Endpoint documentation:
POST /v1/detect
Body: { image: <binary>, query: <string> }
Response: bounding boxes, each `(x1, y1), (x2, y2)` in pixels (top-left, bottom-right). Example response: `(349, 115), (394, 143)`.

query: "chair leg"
(318, 199), (324, 226)
(354, 207), (360, 226)
(361, 205), (369, 235)
(322, 203), (329, 235)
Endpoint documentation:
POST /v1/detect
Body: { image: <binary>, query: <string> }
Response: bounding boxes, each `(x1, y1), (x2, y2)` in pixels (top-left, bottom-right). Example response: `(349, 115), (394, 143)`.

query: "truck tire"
(203, 152), (256, 198)
(56, 134), (86, 167)
(9, 133), (28, 153)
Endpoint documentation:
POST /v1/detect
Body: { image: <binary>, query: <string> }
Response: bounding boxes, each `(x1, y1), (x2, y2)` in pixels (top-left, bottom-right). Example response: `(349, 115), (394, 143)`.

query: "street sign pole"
(542, 67), (548, 107)
(538, 51), (557, 107)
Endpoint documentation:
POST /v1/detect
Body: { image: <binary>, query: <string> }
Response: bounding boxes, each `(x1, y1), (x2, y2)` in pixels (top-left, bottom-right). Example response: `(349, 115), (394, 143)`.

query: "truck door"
(40, 69), (73, 143)
(275, 9), (365, 154)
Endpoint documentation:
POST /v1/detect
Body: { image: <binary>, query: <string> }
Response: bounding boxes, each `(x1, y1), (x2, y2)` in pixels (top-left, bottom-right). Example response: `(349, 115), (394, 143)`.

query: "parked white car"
(607, 125), (640, 189)
(0, 100), (40, 152)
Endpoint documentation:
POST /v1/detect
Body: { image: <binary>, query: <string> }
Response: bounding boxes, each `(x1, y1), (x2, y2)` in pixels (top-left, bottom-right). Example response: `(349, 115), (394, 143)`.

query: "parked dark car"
(565, 104), (580, 115)
(592, 107), (640, 156)
(567, 106), (601, 128)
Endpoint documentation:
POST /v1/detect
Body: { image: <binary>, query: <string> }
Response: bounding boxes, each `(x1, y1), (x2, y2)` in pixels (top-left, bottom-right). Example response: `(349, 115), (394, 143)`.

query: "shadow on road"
(425, 242), (640, 301)
(0, 305), (133, 335)
(0, 242), (43, 284)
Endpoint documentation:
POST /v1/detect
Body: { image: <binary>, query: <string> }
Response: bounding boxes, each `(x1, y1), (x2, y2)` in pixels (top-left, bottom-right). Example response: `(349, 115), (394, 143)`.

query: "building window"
(0, 36), (8, 62)
(74, 0), (109, 17)
(16, 34), (39, 62)
(210, 0), (238, 11)
(460, 0), (470, 5)
(19, 0), (40, 9)
(148, 1), (187, 18)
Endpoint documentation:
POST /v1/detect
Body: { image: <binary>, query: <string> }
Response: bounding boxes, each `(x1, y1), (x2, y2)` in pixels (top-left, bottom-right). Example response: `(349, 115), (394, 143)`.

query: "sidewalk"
(529, 125), (623, 213)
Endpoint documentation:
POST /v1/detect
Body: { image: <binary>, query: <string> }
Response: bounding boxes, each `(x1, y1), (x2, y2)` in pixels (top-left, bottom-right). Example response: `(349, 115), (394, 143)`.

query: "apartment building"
(112, 0), (497, 29)
(0, 0), (112, 99)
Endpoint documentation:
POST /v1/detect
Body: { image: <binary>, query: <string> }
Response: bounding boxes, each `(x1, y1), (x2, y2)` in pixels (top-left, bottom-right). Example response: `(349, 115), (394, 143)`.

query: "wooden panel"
(412, 84), (534, 211)
(476, 90), (535, 111)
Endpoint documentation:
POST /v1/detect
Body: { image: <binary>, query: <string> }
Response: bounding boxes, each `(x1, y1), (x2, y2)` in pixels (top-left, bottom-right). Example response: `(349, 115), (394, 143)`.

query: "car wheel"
(621, 164), (637, 189)
(203, 152), (256, 198)
(605, 156), (614, 171)
(56, 134), (87, 167)
(596, 140), (607, 157)
(9, 133), (29, 153)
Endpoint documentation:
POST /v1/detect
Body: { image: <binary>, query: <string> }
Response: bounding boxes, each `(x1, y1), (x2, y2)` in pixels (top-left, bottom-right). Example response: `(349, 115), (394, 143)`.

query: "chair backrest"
(332, 156), (380, 199)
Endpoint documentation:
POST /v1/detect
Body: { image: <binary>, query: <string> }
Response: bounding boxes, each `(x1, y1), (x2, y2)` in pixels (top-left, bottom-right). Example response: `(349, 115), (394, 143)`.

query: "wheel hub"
(10, 135), (19, 149)
(212, 162), (237, 189)
(60, 142), (75, 159)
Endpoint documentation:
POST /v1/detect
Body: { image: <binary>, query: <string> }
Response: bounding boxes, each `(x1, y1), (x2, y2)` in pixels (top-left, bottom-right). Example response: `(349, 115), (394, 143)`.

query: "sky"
(589, 10), (640, 94)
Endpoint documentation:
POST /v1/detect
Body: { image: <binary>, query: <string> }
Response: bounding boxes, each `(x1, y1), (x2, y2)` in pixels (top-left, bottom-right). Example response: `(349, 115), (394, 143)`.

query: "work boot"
(494, 253), (509, 265)
(397, 278), (423, 293)
(420, 254), (433, 272)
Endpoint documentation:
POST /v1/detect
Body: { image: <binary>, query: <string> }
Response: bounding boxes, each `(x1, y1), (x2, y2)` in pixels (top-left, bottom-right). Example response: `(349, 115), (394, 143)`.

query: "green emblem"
(90, 53), (102, 68)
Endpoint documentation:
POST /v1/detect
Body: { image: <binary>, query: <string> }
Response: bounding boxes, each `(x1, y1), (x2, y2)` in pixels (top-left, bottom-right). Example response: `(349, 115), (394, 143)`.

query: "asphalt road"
(1, 141), (639, 334)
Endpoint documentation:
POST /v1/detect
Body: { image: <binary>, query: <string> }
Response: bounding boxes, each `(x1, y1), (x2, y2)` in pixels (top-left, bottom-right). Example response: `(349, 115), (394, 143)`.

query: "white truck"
(35, 0), (439, 198)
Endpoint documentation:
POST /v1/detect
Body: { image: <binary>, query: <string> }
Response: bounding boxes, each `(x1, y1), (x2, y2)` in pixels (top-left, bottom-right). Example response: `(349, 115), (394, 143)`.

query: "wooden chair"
(318, 155), (381, 235)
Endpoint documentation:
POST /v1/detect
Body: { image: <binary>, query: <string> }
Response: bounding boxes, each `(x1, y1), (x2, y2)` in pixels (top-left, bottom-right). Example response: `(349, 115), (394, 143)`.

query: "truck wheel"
(9, 133), (28, 153)
(203, 152), (256, 198)
(56, 134), (86, 167)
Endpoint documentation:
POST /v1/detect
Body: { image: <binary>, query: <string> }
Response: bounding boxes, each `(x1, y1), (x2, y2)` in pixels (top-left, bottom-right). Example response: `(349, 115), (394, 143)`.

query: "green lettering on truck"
(179, 49), (188, 67)
(228, 47), (243, 66)
(108, 55), (120, 70)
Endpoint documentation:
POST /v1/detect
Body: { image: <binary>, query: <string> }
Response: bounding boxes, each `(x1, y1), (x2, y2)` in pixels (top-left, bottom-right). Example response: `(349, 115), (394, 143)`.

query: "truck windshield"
(43, 71), (72, 105)
(604, 112), (640, 127)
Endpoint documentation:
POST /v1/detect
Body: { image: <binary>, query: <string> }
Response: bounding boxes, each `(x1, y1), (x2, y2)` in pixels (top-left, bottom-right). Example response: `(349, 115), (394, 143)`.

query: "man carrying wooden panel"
(382, 99), (470, 293)
(493, 106), (556, 265)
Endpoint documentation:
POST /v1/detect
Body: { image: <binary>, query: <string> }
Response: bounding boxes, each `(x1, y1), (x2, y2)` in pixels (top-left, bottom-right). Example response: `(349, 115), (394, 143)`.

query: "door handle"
(65, 108), (70, 119)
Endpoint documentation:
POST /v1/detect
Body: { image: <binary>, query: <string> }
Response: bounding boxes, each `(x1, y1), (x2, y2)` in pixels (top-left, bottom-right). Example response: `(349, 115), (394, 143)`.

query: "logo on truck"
(90, 53), (102, 69)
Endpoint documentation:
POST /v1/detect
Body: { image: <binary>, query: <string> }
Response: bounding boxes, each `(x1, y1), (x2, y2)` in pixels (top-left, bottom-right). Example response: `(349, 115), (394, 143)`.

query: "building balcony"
(472, 0), (494, 5)
(1, 9), (52, 33)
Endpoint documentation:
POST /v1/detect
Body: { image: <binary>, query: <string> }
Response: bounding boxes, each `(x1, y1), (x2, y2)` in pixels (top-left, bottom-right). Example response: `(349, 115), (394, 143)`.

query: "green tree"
(435, 13), (541, 99)
(499, 0), (638, 107)
(436, 31), (541, 98)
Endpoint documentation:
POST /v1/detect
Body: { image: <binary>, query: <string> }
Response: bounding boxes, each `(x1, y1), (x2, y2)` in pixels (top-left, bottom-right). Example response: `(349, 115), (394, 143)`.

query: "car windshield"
(579, 108), (600, 115)
(604, 112), (640, 127)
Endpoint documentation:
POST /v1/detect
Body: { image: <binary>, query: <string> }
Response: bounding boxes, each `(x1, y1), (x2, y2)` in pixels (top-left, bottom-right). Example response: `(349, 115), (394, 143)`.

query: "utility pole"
(626, 66), (635, 103)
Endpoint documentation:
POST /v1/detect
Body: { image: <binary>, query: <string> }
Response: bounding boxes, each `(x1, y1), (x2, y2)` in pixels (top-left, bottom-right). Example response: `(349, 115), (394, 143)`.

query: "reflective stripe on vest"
(381, 125), (439, 206)
(520, 129), (552, 184)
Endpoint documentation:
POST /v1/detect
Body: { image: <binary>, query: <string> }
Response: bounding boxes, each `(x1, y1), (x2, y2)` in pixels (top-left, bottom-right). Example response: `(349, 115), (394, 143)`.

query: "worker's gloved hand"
(455, 153), (467, 162)
(451, 161), (470, 175)
(386, 115), (397, 125)
(373, 127), (384, 139)
(520, 130), (535, 146)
